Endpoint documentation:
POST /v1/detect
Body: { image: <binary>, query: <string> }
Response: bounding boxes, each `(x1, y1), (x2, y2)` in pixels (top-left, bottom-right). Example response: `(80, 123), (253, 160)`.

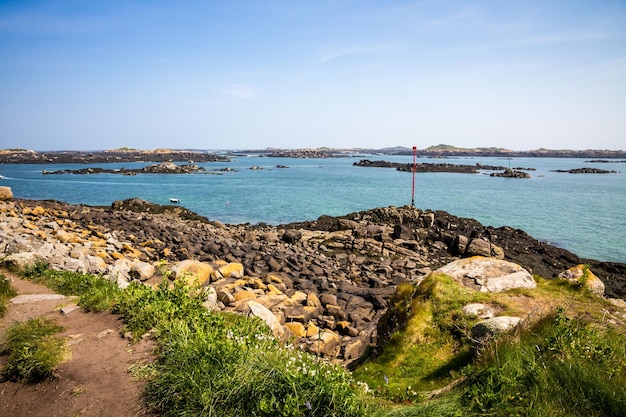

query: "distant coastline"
(2, 145), (626, 164)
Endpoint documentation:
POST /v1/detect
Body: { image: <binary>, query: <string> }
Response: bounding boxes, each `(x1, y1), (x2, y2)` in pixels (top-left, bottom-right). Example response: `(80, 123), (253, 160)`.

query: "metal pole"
(411, 146), (416, 207)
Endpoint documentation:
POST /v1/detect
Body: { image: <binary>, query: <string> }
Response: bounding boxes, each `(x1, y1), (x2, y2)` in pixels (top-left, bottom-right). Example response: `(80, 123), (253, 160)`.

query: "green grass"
(20, 261), (120, 312)
(0, 317), (68, 383)
(0, 273), (17, 317)
(115, 280), (378, 416)
(462, 307), (626, 417)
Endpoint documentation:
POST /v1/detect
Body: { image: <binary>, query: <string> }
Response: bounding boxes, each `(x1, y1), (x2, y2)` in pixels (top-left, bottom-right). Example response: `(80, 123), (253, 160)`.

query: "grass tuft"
(0, 318), (69, 383)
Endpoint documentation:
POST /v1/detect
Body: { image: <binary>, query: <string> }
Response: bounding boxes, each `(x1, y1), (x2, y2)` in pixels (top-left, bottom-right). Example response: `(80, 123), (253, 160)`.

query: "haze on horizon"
(1, 1), (625, 152)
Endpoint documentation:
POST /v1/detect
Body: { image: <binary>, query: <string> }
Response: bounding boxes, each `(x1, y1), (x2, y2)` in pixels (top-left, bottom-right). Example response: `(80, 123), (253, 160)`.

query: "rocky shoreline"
(1, 194), (625, 365)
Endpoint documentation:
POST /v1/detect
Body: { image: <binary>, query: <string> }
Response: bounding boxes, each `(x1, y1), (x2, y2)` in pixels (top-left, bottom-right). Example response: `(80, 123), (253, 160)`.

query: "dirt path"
(0, 269), (155, 417)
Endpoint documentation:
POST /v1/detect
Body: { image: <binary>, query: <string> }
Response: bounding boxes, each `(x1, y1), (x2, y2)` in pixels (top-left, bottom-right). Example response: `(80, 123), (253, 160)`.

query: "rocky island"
(353, 159), (515, 174)
(43, 161), (205, 175)
(0, 148), (229, 164)
(552, 167), (619, 174)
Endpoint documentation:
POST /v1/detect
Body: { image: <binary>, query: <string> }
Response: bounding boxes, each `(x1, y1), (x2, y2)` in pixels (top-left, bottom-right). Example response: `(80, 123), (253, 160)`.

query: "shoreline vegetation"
(2, 144), (626, 164)
(1, 195), (625, 416)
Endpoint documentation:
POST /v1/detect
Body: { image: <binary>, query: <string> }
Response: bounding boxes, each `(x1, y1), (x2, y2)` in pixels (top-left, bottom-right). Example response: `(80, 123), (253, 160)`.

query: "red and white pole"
(411, 146), (416, 207)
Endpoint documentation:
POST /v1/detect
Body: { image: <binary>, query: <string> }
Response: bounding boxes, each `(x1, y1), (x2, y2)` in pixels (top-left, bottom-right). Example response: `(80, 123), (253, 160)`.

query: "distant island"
(1, 145), (626, 164)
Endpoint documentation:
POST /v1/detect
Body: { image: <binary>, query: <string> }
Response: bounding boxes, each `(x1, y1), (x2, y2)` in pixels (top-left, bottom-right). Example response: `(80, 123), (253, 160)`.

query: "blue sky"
(1, 0), (625, 151)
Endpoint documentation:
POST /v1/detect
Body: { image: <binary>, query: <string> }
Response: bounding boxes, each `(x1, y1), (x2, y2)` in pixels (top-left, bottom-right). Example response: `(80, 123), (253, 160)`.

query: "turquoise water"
(1, 156), (625, 263)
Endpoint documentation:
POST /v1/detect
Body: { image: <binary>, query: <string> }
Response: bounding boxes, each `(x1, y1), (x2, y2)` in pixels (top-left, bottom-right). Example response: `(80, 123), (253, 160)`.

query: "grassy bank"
(5, 262), (625, 416)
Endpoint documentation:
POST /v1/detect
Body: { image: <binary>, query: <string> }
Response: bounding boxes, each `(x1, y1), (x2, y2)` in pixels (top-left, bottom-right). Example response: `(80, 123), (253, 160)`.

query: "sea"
(1, 155), (625, 264)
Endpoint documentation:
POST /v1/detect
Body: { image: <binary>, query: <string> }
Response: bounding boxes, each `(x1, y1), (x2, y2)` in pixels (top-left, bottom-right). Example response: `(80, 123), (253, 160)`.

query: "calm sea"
(1, 155), (625, 263)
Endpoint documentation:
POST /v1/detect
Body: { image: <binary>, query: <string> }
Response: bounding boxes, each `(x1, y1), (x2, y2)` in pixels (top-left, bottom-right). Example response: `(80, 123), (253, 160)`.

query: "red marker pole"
(411, 146), (416, 207)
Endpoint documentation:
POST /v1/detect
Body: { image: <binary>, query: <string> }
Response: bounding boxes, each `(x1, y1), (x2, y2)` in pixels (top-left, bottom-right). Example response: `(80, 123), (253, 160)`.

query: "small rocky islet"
(1, 185), (625, 365)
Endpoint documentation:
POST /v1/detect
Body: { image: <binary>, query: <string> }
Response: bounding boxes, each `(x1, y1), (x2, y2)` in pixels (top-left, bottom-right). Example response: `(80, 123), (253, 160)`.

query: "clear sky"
(1, 0), (625, 151)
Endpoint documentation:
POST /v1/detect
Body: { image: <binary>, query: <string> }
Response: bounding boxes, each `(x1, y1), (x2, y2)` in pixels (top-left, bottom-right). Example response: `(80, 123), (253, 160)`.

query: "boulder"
(129, 260), (156, 281)
(435, 256), (536, 293)
(247, 301), (284, 337)
(471, 316), (523, 340)
(0, 186), (12, 201)
(1, 252), (44, 270)
(558, 264), (605, 296)
(282, 229), (302, 243)
(107, 258), (132, 289)
(170, 260), (214, 286)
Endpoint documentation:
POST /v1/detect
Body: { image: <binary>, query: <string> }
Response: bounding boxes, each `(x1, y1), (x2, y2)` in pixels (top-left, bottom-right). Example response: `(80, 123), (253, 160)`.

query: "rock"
(462, 303), (495, 319)
(463, 238), (504, 259)
(129, 260), (156, 281)
(247, 301), (284, 337)
(1, 252), (44, 270)
(107, 258), (132, 289)
(0, 186), (12, 200)
(170, 259), (214, 286)
(61, 304), (80, 315)
(310, 330), (341, 357)
(85, 255), (108, 274)
(202, 287), (222, 312)
(10, 294), (66, 304)
(216, 262), (244, 279)
(435, 256), (536, 293)
(285, 322), (306, 337)
(558, 264), (605, 296)
(282, 229), (302, 243)
(471, 316), (523, 340)
(319, 293), (338, 307)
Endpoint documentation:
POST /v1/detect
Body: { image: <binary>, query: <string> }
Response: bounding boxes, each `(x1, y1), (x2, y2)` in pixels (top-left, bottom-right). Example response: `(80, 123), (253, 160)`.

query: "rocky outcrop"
(43, 162), (204, 175)
(0, 149), (229, 164)
(489, 169), (531, 178)
(353, 160), (507, 174)
(1, 199), (624, 365)
(434, 257), (537, 293)
(552, 167), (618, 174)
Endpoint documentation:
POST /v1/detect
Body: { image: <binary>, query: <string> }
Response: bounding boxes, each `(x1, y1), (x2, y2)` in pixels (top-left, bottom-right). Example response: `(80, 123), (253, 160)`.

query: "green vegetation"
(0, 318), (68, 383)
(115, 280), (376, 416)
(355, 273), (626, 417)
(463, 308), (626, 417)
(0, 272), (17, 317)
(16, 263), (377, 416)
(9, 263), (625, 416)
(21, 261), (120, 311)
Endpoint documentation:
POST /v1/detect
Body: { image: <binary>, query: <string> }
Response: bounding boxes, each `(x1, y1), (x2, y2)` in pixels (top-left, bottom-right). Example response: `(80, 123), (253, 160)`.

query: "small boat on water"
(0, 175), (7, 179)
(169, 198), (181, 203)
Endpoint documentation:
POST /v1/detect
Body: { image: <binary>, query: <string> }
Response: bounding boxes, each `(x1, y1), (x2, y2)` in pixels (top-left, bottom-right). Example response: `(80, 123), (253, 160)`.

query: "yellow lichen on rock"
(216, 262), (244, 278)
(285, 322), (306, 337)
(558, 264), (605, 296)
(170, 260), (214, 286)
